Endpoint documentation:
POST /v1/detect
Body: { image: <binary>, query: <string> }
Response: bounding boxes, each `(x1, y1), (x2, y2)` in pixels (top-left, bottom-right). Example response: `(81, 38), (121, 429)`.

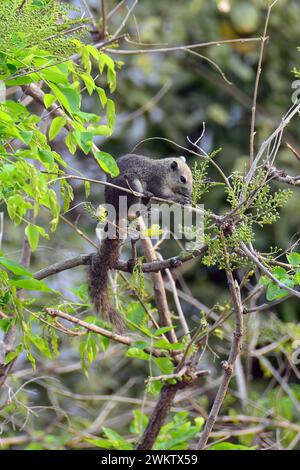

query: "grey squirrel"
(88, 154), (193, 329)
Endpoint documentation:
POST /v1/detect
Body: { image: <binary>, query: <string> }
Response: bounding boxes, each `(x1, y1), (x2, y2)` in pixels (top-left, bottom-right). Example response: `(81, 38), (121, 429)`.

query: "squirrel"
(88, 153), (193, 330)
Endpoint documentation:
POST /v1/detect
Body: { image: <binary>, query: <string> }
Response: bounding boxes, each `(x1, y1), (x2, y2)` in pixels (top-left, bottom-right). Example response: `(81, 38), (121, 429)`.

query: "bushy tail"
(88, 236), (125, 331)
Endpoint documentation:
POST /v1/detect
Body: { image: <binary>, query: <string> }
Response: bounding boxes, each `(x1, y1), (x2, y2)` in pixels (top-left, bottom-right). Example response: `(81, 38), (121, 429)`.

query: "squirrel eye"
(180, 175), (187, 184)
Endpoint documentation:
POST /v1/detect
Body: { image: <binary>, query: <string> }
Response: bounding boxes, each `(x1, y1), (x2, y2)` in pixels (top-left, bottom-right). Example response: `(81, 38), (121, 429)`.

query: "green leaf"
(87, 125), (112, 136)
(74, 111), (99, 123)
(294, 269), (300, 285)
(154, 357), (174, 375)
(28, 332), (52, 359)
(44, 94), (56, 109)
(49, 83), (81, 115)
(266, 282), (288, 301)
(84, 180), (91, 198)
(106, 99), (115, 129)
(5, 345), (23, 365)
(102, 427), (123, 441)
(37, 149), (55, 170)
(154, 326), (174, 336)
(130, 410), (149, 434)
(10, 277), (52, 292)
(40, 65), (69, 85)
(209, 442), (256, 450)
(0, 318), (12, 334)
(19, 130), (33, 144)
(7, 194), (32, 224)
(65, 131), (77, 154)
(272, 266), (293, 284)
(96, 87), (107, 107)
(93, 150), (119, 177)
(287, 252), (300, 267)
(155, 339), (182, 351)
(126, 303), (146, 327)
(73, 131), (93, 154)
(0, 110), (14, 122)
(126, 347), (150, 361)
(85, 438), (115, 449)
(132, 340), (149, 349)
(81, 46), (92, 74)
(80, 72), (95, 95)
(58, 85), (81, 113)
(49, 116), (66, 141)
(25, 224), (40, 252)
(107, 68), (117, 93)
(0, 257), (32, 277)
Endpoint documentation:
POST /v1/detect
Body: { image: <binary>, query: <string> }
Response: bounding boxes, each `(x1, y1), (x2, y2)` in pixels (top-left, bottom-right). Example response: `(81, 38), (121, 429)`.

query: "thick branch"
(136, 367), (203, 450)
(136, 382), (185, 450)
(34, 245), (208, 280)
(136, 218), (177, 343)
(265, 163), (300, 187)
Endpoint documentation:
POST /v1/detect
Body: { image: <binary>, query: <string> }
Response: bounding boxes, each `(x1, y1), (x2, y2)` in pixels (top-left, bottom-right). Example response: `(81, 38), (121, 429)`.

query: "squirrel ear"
(171, 160), (178, 170)
(179, 156), (186, 163)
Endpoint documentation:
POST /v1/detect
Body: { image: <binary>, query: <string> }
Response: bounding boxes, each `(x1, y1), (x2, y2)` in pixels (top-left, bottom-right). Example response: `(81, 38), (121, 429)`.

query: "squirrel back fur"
(88, 154), (193, 330)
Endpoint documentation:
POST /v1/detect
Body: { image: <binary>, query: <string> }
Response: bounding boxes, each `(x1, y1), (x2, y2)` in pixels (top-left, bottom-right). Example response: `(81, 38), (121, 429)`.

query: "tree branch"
(197, 267), (244, 449)
(265, 162), (300, 187)
(249, 2), (275, 166)
(136, 366), (202, 450)
(44, 308), (166, 358)
(240, 243), (300, 300)
(107, 37), (264, 55)
(34, 244), (208, 280)
(138, 218), (177, 343)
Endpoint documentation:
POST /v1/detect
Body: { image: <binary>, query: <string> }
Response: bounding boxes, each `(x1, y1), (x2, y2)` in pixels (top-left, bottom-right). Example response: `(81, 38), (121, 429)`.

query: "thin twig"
(255, 355), (300, 415)
(80, 0), (97, 29)
(44, 308), (165, 358)
(111, 0), (138, 40)
(100, 0), (107, 38)
(107, 0), (127, 21)
(197, 262), (243, 449)
(285, 142), (300, 163)
(107, 37), (264, 55)
(249, 3), (276, 166)
(240, 243), (300, 300)
(59, 215), (98, 249)
(246, 100), (300, 183)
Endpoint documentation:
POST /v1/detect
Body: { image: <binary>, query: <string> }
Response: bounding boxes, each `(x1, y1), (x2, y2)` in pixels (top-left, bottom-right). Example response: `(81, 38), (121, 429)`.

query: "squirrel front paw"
(127, 258), (138, 272)
(142, 190), (154, 200)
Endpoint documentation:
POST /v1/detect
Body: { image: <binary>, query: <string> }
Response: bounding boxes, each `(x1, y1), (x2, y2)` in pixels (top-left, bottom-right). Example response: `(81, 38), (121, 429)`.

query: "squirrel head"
(164, 157), (193, 204)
